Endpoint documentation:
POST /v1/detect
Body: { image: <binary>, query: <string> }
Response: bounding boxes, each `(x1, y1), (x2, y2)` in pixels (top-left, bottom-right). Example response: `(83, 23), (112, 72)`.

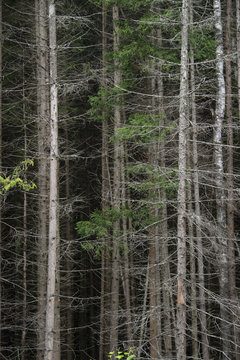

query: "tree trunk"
(120, 146), (133, 347)
(176, 0), (189, 359)
(99, 3), (111, 359)
(237, 0), (240, 120)
(21, 62), (27, 360)
(35, 1), (49, 358)
(148, 58), (160, 360)
(213, 0), (229, 358)
(44, 1), (59, 359)
(187, 149), (198, 360)
(189, 0), (209, 358)
(109, 4), (121, 352)
(0, 0), (2, 355)
(226, 1), (239, 357)
(156, 31), (173, 356)
(64, 125), (73, 360)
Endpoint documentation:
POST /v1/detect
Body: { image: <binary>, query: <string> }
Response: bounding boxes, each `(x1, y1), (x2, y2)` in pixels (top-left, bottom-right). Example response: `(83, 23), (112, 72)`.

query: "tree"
(213, 0), (229, 357)
(109, 3), (121, 352)
(44, 1), (59, 359)
(35, 1), (49, 358)
(176, 0), (189, 358)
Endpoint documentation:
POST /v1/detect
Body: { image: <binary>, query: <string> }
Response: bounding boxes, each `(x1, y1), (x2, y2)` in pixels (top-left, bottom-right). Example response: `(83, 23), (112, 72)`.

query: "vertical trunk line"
(214, 0), (229, 358)
(177, 0), (189, 359)
(45, 1), (59, 359)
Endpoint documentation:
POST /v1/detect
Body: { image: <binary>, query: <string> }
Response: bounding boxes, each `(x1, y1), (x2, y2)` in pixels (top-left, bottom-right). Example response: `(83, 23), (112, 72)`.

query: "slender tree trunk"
(237, 0), (240, 120)
(137, 262), (149, 358)
(189, 0), (209, 358)
(21, 62), (27, 360)
(0, 1), (2, 355)
(44, 1), (59, 359)
(120, 148), (133, 347)
(36, 1), (49, 358)
(156, 32), (173, 356)
(213, 1), (229, 358)
(186, 151), (198, 360)
(226, 1), (239, 357)
(176, 0), (189, 359)
(148, 58), (161, 360)
(109, 4), (121, 352)
(64, 125), (73, 360)
(99, 3), (111, 359)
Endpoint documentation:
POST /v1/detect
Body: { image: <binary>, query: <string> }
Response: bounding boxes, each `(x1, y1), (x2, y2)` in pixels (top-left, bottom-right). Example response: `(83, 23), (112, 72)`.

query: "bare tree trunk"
(64, 125), (73, 360)
(21, 62), (27, 360)
(137, 262), (149, 359)
(0, 1), (2, 355)
(186, 151), (198, 359)
(190, 51), (209, 360)
(226, 1), (239, 357)
(176, 0), (189, 359)
(237, 0), (240, 120)
(148, 58), (161, 360)
(213, 1), (229, 358)
(44, 1), (59, 359)
(109, 4), (121, 352)
(35, 1), (49, 358)
(120, 147), (133, 347)
(189, 1), (209, 358)
(99, 4), (111, 359)
(156, 33), (173, 356)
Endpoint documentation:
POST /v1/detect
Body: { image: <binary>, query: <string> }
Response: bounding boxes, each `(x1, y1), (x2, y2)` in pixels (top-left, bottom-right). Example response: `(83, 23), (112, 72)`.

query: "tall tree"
(176, 0), (189, 359)
(99, 3), (111, 359)
(44, 1), (59, 359)
(35, 0), (49, 358)
(225, 0), (238, 357)
(0, 0), (2, 355)
(213, 0), (229, 358)
(109, 4), (121, 352)
(189, 1), (209, 358)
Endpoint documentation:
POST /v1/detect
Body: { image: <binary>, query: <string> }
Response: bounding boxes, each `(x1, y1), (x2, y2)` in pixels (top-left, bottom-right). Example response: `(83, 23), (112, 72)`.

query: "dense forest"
(0, 0), (240, 359)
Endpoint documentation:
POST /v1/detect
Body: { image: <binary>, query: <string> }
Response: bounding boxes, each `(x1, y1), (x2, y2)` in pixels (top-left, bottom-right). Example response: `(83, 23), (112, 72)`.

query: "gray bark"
(176, 0), (189, 359)
(109, 4), (121, 352)
(237, 0), (240, 119)
(0, 0), (2, 354)
(44, 1), (59, 359)
(21, 65), (27, 360)
(35, 1), (49, 358)
(213, 0), (229, 358)
(189, 0), (209, 357)
(99, 4), (111, 359)
(226, 1), (239, 357)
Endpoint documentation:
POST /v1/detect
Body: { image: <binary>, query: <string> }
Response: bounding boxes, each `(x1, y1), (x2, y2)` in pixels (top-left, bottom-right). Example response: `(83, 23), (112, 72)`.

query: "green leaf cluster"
(0, 159), (36, 195)
(115, 114), (175, 145)
(76, 207), (132, 239)
(127, 164), (178, 199)
(108, 348), (136, 360)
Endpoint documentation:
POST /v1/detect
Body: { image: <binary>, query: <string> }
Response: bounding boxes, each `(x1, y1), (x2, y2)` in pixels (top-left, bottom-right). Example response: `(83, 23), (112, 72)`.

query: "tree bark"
(44, 1), (59, 359)
(213, 0), (229, 358)
(226, 1), (239, 357)
(0, 0), (2, 355)
(64, 125), (73, 360)
(109, 4), (121, 352)
(189, 0), (209, 358)
(21, 61), (27, 360)
(120, 147), (133, 347)
(35, 1), (49, 358)
(176, 1), (189, 359)
(99, 3), (111, 359)
(237, 0), (240, 120)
